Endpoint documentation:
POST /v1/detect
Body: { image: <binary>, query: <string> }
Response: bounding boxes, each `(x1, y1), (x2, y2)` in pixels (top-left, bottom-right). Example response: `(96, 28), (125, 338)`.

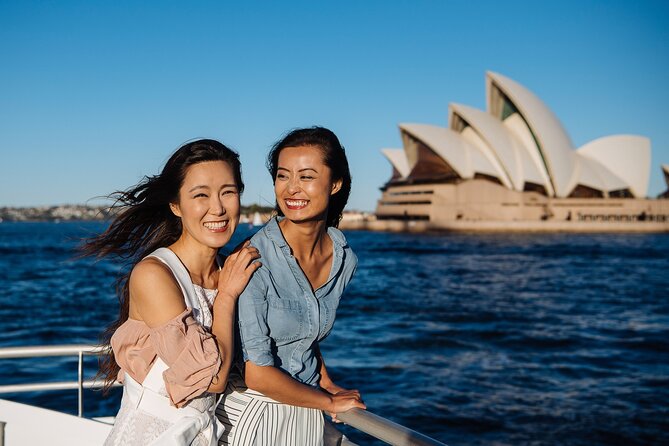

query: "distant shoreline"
(0, 204), (274, 223)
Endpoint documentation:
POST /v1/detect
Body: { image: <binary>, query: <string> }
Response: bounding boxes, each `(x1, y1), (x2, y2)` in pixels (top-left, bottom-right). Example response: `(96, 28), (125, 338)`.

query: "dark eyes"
(276, 174), (315, 180)
(192, 190), (236, 199)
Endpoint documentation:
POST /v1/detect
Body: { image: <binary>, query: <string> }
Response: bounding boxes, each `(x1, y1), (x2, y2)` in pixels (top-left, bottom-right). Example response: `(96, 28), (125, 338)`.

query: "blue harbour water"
(0, 221), (668, 445)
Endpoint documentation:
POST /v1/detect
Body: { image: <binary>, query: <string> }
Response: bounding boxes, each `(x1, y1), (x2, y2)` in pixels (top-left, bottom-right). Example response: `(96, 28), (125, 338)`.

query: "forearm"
(317, 346), (342, 393)
(208, 296), (236, 393)
(245, 362), (333, 411)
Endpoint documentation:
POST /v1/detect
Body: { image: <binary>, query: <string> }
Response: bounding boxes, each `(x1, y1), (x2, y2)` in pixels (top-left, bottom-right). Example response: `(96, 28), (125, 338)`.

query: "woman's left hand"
(327, 388), (366, 422)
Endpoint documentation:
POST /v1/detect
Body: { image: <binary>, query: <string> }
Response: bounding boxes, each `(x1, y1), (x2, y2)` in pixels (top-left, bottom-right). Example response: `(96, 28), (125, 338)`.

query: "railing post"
(77, 350), (84, 417)
(0, 420), (5, 446)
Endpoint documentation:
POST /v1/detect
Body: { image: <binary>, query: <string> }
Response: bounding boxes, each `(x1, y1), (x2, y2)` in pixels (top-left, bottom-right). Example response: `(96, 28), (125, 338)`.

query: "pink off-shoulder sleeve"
(149, 309), (221, 408)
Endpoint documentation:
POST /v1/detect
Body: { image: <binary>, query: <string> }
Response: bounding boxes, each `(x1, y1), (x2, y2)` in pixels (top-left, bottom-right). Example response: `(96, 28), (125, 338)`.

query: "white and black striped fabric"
(216, 377), (324, 446)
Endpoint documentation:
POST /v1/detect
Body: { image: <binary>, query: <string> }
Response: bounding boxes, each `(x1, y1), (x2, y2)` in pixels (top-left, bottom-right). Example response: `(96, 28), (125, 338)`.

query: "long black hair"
(267, 127), (351, 227)
(80, 139), (243, 390)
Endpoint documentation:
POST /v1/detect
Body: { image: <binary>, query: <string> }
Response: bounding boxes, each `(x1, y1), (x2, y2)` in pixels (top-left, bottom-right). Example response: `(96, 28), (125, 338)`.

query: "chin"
(281, 210), (326, 224)
(207, 231), (235, 248)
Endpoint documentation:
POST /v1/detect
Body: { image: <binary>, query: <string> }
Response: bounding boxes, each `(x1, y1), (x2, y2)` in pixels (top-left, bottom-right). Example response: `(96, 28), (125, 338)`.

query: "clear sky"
(1, 0), (668, 211)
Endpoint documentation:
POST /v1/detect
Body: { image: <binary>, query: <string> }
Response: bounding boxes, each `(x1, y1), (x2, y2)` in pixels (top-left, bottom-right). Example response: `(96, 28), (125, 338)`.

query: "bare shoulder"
(130, 257), (180, 294)
(131, 257), (172, 282)
(129, 257), (187, 327)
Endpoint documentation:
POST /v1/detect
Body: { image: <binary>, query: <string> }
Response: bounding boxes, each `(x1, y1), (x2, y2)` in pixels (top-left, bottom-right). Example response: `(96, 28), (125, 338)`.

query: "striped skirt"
(216, 377), (324, 446)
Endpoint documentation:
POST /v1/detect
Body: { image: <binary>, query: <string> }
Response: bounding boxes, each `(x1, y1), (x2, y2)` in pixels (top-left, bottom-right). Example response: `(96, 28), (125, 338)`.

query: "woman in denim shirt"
(217, 127), (366, 445)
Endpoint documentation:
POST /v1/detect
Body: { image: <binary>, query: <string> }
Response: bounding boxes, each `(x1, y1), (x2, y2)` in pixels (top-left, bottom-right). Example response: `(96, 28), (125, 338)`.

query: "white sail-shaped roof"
(486, 71), (577, 197)
(577, 135), (651, 197)
(502, 113), (554, 195)
(381, 148), (411, 178)
(459, 127), (513, 189)
(449, 103), (553, 192)
(399, 123), (499, 180)
(573, 155), (629, 195)
(380, 72), (655, 201)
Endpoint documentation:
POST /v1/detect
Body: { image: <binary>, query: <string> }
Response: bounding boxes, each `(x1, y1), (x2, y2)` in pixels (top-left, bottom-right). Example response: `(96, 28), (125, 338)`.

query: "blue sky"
(1, 0), (668, 211)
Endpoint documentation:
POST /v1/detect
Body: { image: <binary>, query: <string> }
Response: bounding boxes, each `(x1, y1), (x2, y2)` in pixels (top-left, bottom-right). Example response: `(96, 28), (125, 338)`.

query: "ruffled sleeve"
(149, 309), (222, 407)
(111, 322), (155, 385)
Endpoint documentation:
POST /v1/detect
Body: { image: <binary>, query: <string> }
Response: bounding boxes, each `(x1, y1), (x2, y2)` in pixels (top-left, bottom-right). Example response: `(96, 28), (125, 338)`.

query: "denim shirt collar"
(263, 216), (347, 251)
(263, 216), (346, 294)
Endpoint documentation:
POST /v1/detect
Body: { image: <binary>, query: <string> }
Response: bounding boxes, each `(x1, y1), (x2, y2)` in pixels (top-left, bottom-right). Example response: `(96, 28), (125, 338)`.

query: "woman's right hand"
(329, 389), (366, 420)
(217, 241), (261, 302)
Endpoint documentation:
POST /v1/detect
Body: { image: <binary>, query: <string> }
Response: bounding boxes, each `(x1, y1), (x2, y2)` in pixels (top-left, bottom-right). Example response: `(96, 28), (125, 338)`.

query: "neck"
(168, 236), (219, 286)
(278, 217), (329, 260)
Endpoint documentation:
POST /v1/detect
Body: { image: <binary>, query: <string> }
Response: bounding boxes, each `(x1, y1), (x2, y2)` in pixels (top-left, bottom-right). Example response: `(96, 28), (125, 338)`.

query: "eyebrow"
(188, 184), (237, 192)
(276, 167), (319, 173)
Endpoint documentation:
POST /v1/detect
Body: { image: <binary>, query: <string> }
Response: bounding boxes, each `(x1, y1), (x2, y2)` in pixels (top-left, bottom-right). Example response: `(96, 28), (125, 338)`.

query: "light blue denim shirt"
(237, 217), (357, 387)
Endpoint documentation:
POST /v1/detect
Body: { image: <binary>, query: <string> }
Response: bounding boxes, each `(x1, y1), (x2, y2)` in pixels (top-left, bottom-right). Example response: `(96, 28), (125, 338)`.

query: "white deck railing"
(0, 344), (117, 417)
(0, 344), (447, 446)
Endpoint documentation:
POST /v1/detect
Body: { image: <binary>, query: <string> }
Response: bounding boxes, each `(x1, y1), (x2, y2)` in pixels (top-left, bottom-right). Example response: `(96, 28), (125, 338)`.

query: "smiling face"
(170, 160), (240, 249)
(274, 145), (342, 224)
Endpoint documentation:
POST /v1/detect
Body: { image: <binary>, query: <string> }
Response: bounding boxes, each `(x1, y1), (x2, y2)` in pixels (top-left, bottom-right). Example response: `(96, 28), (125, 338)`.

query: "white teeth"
(204, 221), (228, 229)
(286, 200), (308, 207)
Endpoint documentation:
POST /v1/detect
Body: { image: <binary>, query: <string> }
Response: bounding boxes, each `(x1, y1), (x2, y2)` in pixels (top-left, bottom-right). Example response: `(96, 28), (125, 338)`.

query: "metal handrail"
(0, 344), (114, 417)
(0, 344), (447, 445)
(338, 409), (446, 446)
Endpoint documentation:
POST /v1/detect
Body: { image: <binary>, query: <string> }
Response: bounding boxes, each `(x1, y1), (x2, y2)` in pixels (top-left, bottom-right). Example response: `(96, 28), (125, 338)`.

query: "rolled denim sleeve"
(342, 248), (358, 288)
(237, 271), (274, 367)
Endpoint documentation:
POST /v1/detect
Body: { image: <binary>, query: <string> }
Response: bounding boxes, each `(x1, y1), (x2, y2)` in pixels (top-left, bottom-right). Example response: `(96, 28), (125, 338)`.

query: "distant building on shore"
(371, 71), (669, 232)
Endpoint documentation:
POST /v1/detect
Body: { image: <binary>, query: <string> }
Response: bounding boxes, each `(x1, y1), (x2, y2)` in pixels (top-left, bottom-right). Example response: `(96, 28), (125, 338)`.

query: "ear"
(169, 202), (182, 218)
(330, 178), (343, 196)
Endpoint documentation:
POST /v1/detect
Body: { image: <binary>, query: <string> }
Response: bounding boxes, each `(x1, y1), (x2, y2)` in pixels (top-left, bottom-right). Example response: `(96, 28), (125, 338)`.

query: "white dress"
(104, 248), (223, 446)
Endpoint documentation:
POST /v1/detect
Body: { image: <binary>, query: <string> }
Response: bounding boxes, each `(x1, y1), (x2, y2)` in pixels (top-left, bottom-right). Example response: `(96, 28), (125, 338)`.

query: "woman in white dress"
(81, 139), (260, 445)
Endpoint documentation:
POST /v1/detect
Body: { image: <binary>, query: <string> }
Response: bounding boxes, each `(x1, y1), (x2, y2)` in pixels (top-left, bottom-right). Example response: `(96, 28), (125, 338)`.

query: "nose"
(209, 196), (226, 216)
(287, 177), (301, 195)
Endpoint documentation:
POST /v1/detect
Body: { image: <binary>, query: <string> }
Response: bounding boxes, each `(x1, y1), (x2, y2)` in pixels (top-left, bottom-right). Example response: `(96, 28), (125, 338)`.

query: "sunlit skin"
(128, 160), (261, 393)
(244, 145), (365, 419)
(275, 145), (339, 226)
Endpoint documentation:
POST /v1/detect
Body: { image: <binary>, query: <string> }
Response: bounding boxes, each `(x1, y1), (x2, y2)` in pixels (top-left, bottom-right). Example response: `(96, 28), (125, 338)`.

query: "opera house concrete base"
(359, 179), (669, 233)
(340, 219), (669, 233)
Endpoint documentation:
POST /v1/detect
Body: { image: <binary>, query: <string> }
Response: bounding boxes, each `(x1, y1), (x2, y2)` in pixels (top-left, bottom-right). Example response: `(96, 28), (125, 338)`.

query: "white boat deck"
(0, 398), (112, 445)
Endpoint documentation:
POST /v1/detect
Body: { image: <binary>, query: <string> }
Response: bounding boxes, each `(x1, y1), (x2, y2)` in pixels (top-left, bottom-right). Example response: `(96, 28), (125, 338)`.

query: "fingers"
(332, 393), (367, 414)
(334, 390), (362, 401)
(216, 244), (262, 301)
(232, 238), (252, 253)
(221, 247), (261, 273)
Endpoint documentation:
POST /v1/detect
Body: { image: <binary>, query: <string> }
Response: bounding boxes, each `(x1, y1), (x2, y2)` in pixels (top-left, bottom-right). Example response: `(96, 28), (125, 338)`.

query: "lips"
(203, 220), (229, 232)
(285, 199), (308, 210)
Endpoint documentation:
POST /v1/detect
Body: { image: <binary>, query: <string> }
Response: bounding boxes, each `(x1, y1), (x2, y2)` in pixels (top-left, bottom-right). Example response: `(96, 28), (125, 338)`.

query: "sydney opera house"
(374, 72), (669, 232)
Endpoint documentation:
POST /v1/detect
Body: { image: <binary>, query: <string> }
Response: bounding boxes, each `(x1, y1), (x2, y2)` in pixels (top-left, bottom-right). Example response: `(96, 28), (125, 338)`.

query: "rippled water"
(0, 222), (668, 445)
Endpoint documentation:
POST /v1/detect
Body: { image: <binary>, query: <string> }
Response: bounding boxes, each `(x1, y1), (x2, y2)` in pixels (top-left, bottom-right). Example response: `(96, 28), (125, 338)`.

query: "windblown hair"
(267, 127), (352, 227)
(80, 139), (243, 391)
